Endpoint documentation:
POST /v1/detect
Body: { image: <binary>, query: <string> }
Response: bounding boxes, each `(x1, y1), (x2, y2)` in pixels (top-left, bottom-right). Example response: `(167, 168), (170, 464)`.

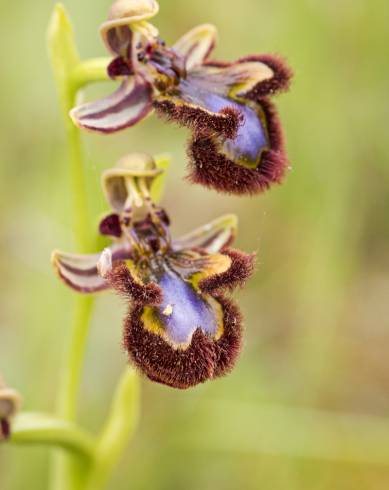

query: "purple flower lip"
(70, 0), (293, 195)
(52, 153), (255, 388)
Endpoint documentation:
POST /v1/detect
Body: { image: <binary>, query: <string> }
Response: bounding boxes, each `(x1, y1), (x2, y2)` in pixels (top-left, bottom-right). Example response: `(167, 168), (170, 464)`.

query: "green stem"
(52, 80), (96, 489)
(65, 96), (92, 253)
(51, 74), (95, 490)
(71, 58), (110, 89)
(11, 412), (95, 461)
(48, 5), (97, 490)
(51, 106), (94, 489)
(85, 369), (140, 490)
(47, 6), (142, 490)
(57, 296), (95, 422)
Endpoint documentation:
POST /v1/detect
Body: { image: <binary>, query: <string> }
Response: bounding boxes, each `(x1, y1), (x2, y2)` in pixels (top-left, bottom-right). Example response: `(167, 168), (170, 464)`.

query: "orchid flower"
(52, 153), (255, 388)
(71, 0), (292, 195)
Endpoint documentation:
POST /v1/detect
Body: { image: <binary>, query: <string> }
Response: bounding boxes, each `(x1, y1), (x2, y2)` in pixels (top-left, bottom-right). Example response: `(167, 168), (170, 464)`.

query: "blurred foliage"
(1, 0), (389, 489)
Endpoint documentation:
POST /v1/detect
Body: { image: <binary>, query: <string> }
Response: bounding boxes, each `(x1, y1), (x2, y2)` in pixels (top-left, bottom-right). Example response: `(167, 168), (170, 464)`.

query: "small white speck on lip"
(162, 304), (174, 316)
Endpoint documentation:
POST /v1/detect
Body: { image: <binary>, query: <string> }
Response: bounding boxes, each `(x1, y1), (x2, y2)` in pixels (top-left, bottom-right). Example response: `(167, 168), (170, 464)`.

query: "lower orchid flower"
(52, 153), (255, 389)
(70, 0), (292, 195)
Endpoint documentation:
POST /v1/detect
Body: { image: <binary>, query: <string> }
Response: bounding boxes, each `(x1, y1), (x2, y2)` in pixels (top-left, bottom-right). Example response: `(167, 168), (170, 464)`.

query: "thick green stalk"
(46, 5), (148, 490)
(85, 369), (140, 490)
(48, 5), (97, 490)
(57, 297), (95, 422)
(47, 5), (144, 490)
(50, 85), (95, 489)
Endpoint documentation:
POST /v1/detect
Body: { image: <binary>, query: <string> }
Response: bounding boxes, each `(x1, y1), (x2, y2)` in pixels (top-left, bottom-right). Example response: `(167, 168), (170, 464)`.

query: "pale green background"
(1, 0), (389, 488)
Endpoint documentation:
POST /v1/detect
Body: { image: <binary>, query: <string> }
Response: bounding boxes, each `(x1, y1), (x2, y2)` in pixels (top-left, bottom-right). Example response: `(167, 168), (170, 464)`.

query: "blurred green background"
(1, 0), (389, 488)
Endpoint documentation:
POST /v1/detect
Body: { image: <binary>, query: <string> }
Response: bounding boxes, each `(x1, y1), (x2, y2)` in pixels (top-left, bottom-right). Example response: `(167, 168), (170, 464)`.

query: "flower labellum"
(70, 0), (293, 195)
(0, 377), (21, 442)
(52, 153), (255, 388)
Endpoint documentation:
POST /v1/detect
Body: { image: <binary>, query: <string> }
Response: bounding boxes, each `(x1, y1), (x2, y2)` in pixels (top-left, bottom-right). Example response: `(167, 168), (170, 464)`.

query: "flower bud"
(0, 377), (21, 442)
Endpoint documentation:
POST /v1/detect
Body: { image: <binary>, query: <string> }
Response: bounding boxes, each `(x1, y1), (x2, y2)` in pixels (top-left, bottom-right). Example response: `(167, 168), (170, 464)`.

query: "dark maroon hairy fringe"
(212, 295), (243, 378)
(123, 295), (243, 389)
(239, 54), (293, 98)
(203, 54), (292, 98)
(106, 263), (162, 305)
(200, 248), (256, 293)
(153, 99), (243, 139)
(187, 98), (288, 195)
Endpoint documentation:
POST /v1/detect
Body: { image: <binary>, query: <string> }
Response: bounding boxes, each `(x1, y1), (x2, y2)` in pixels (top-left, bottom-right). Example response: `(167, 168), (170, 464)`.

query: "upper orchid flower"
(52, 153), (255, 389)
(70, 0), (292, 195)
(0, 376), (21, 442)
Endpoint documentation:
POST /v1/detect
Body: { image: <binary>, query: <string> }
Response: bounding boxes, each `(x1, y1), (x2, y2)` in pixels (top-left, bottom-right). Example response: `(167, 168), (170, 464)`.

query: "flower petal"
(106, 253), (236, 352)
(102, 25), (133, 58)
(168, 252), (231, 286)
(188, 98), (288, 195)
(189, 61), (274, 98)
(153, 94), (242, 139)
(183, 55), (291, 99)
(52, 250), (109, 293)
(236, 54), (293, 97)
(212, 295), (243, 378)
(155, 73), (269, 160)
(199, 248), (256, 293)
(141, 269), (224, 347)
(125, 305), (217, 388)
(102, 153), (163, 213)
(155, 61), (248, 139)
(123, 294), (242, 389)
(173, 214), (237, 253)
(154, 55), (290, 195)
(99, 213), (122, 237)
(100, 0), (159, 54)
(106, 262), (162, 305)
(70, 77), (153, 133)
(107, 0), (159, 24)
(52, 248), (140, 294)
(173, 24), (217, 71)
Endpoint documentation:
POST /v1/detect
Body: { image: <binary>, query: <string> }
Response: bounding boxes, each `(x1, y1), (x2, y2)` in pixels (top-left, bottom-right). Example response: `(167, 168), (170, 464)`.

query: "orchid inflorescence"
(51, 0), (292, 390)
(0, 3), (291, 439)
(0, 0), (292, 477)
